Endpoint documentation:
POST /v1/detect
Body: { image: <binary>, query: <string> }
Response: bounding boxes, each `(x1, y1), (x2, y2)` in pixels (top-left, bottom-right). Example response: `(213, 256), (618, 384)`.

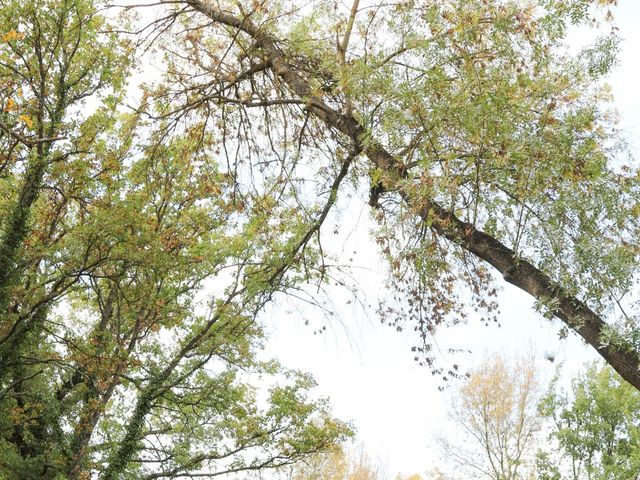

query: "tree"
(0, 1), (350, 478)
(433, 355), (541, 479)
(537, 364), (640, 480)
(283, 444), (385, 480)
(145, 0), (640, 390)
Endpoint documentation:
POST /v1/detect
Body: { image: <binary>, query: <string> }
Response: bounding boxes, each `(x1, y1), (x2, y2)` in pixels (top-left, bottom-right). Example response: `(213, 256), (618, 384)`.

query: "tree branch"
(184, 0), (640, 390)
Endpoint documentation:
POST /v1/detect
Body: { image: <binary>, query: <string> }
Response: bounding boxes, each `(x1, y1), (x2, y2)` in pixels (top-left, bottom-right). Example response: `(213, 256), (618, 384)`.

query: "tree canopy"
(0, 0), (639, 477)
(538, 364), (640, 480)
(134, 0), (640, 386)
(431, 357), (640, 479)
(0, 1), (350, 477)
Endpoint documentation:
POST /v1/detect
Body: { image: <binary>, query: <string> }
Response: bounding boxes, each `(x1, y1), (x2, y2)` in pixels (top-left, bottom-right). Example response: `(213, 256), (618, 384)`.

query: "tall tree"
(148, 0), (640, 389)
(0, 0), (131, 375)
(0, 1), (350, 477)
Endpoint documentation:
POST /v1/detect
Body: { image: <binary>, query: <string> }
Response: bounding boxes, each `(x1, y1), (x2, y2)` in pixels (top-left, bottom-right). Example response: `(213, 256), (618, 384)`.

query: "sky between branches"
(260, 0), (640, 476)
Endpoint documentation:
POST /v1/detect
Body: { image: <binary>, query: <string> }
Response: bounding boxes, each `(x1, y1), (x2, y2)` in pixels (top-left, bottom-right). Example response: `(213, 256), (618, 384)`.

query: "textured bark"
(185, 0), (640, 390)
(0, 157), (46, 312)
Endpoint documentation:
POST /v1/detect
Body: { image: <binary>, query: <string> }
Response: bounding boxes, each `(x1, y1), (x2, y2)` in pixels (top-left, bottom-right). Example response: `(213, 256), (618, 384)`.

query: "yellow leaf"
(2, 29), (18, 42)
(4, 98), (16, 112)
(19, 114), (33, 129)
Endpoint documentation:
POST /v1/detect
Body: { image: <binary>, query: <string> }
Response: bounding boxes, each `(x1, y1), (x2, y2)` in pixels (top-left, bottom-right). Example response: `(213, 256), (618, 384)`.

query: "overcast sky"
(261, 1), (640, 476)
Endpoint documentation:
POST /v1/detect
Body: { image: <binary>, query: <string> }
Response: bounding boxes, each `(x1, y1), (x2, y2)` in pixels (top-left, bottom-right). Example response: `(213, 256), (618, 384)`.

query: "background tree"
(433, 355), (541, 479)
(283, 444), (387, 480)
(537, 364), (640, 480)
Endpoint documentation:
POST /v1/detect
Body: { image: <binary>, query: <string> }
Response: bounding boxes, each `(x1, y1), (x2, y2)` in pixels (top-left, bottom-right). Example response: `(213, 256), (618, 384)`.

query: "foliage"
(0, 1), (350, 478)
(2, 0), (640, 476)
(433, 355), (541, 479)
(141, 0), (640, 389)
(537, 364), (640, 480)
(431, 358), (640, 480)
(282, 444), (388, 480)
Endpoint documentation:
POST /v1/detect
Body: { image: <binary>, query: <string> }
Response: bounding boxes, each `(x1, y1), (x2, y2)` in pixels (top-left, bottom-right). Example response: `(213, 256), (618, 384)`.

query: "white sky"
(260, 1), (640, 476)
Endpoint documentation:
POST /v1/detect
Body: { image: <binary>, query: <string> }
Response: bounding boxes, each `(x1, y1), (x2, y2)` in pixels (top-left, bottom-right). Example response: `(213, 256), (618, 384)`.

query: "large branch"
(184, 0), (640, 390)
